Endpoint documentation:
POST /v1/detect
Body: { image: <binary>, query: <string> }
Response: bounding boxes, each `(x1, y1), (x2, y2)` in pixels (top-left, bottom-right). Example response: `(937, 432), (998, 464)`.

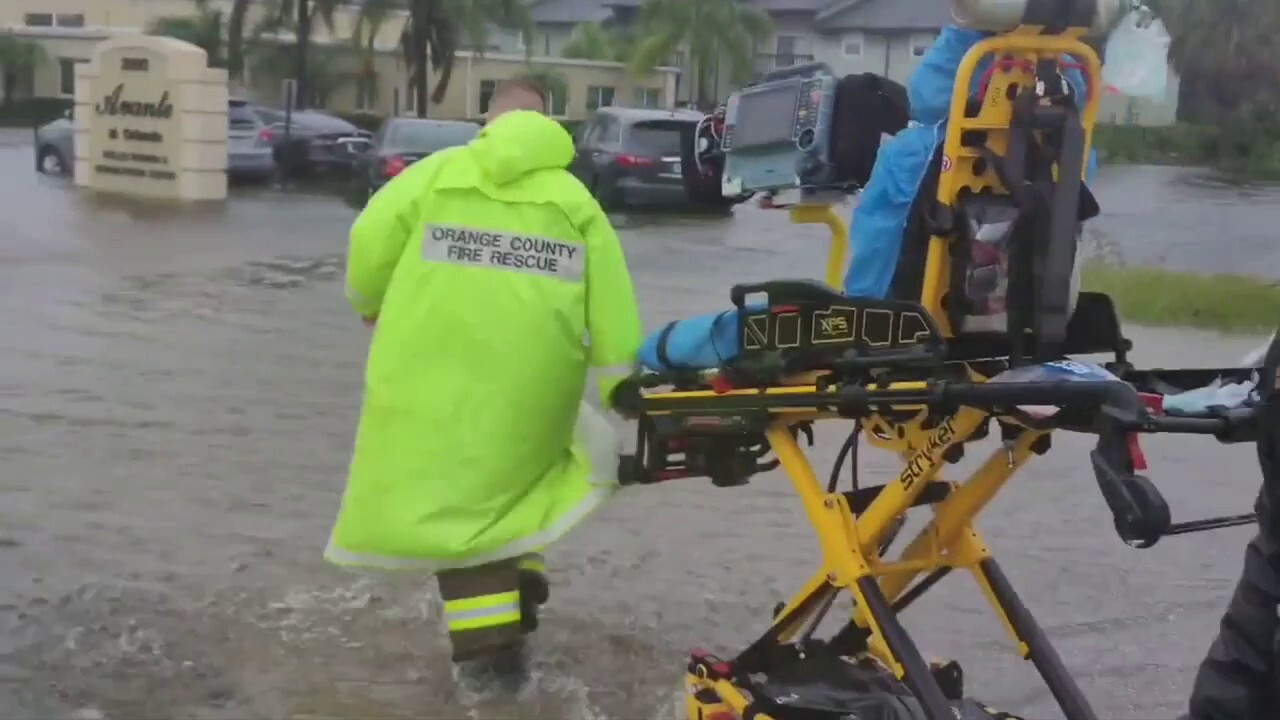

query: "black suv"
(569, 107), (714, 210)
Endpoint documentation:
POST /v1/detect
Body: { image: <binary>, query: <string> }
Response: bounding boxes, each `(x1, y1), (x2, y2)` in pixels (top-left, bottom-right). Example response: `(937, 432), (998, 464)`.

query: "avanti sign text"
(94, 83), (174, 120)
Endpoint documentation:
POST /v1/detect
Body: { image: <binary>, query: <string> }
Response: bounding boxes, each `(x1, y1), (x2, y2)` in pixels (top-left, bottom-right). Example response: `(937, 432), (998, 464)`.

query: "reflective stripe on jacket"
(326, 110), (643, 571)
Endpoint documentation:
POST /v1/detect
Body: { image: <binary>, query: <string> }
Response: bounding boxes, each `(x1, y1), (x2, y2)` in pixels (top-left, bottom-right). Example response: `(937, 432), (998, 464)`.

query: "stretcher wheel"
(1113, 474), (1171, 549)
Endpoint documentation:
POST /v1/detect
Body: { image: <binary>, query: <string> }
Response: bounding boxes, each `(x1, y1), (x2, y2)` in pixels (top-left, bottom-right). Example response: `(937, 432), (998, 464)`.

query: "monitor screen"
(731, 81), (801, 149)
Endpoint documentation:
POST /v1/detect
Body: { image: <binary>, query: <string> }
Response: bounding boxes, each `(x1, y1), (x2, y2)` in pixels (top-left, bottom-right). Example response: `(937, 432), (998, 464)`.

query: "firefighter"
(1183, 335), (1280, 718)
(325, 77), (643, 679)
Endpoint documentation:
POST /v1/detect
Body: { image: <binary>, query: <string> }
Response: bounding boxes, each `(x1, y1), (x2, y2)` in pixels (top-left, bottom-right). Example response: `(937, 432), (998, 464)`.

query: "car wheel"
(37, 146), (67, 176)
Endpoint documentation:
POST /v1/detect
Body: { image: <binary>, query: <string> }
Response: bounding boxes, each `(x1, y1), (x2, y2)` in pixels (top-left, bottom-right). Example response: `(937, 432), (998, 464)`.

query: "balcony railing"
(753, 53), (816, 74)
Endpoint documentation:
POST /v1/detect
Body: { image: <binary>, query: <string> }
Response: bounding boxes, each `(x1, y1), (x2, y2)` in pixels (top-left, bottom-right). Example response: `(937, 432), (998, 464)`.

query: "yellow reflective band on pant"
(517, 551), (545, 575)
(443, 591), (521, 632)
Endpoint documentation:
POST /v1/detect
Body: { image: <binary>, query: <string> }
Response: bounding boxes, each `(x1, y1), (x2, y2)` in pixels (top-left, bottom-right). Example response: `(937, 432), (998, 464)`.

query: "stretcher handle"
(729, 279), (829, 310)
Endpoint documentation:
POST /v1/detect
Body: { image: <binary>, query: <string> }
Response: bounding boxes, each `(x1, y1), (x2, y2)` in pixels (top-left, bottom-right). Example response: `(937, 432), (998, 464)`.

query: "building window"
(634, 87), (660, 108)
(911, 34), (936, 57)
(543, 33), (551, 56)
(23, 13), (54, 27)
(56, 13), (86, 28)
(479, 79), (498, 115)
(775, 35), (798, 66)
(842, 32), (864, 57)
(356, 73), (378, 111)
(586, 85), (615, 111)
(547, 89), (567, 117)
(395, 83), (415, 115)
(59, 58), (86, 96)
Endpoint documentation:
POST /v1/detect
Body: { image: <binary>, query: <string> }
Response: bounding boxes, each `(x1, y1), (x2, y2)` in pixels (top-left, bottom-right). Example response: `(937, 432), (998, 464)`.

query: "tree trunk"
(226, 0), (249, 82)
(412, 11), (429, 117)
(428, 14), (455, 107)
(295, 0), (311, 110)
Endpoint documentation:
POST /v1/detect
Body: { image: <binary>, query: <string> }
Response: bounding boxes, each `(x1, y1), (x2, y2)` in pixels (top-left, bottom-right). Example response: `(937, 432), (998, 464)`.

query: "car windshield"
(292, 111), (357, 133)
(254, 108), (286, 125)
(626, 121), (687, 156)
(228, 103), (257, 131)
(386, 122), (478, 151)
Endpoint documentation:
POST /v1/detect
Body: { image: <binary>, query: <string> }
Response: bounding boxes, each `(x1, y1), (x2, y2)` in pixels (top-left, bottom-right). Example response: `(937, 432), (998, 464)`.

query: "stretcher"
(610, 16), (1269, 720)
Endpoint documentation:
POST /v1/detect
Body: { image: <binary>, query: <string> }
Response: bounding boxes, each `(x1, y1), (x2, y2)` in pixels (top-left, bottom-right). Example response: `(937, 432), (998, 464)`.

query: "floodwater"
(2, 127), (1279, 720)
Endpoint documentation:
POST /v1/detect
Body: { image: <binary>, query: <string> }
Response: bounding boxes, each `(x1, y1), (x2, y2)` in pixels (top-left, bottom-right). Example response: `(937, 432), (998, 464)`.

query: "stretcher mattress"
(636, 305), (760, 373)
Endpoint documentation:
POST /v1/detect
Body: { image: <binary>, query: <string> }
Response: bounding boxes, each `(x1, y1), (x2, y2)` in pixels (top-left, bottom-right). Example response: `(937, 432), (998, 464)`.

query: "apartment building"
(0, 0), (1177, 125)
(0, 0), (678, 121)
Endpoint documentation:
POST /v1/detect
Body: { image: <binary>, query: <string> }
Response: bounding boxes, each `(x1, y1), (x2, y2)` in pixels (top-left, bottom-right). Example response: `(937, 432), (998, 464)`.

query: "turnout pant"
(1186, 370), (1280, 718)
(435, 552), (547, 662)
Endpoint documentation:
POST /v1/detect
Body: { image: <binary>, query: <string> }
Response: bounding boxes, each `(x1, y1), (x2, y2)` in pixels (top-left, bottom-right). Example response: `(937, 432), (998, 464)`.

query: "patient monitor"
(720, 64), (839, 198)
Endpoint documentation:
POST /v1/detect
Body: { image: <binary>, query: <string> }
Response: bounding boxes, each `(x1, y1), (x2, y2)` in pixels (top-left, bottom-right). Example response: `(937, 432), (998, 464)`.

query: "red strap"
(1127, 433), (1148, 472)
(709, 373), (735, 394)
(1138, 392), (1164, 414)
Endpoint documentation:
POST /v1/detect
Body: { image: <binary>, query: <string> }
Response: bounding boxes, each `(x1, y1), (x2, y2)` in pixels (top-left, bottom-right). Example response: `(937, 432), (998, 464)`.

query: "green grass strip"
(1081, 260), (1280, 334)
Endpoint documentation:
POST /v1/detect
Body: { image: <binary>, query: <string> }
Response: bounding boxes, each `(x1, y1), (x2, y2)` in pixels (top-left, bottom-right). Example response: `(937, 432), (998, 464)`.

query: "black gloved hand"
(610, 377), (642, 419)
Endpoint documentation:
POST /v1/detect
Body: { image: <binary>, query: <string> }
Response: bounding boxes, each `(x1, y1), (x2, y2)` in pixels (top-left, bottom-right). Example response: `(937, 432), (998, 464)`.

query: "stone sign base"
(74, 34), (228, 202)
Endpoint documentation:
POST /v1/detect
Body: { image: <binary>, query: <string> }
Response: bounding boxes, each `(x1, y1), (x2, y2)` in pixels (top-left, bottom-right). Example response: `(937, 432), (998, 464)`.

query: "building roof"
(528, 0), (614, 24)
(748, 0), (831, 12)
(524, 0), (926, 28)
(817, 0), (954, 32)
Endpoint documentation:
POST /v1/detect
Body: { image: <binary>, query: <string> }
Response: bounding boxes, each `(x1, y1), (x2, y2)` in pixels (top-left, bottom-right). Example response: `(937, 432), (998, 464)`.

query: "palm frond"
(0, 32), (47, 69)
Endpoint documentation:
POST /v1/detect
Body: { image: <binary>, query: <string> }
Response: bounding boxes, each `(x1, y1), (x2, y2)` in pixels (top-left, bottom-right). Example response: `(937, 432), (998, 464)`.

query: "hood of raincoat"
(468, 110), (575, 186)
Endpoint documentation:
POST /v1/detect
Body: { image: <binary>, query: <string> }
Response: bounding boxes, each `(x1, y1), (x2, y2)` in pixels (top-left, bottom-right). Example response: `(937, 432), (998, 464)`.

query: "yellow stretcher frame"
(673, 29), (1107, 720)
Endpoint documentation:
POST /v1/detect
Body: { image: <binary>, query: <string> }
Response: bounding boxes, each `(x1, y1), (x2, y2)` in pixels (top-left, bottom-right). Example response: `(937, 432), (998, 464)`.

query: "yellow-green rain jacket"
(325, 110), (643, 571)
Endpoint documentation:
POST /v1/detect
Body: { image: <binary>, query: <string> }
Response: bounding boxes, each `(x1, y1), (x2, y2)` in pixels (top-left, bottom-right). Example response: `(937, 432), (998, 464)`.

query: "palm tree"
(148, 8), (225, 67)
(351, 0), (397, 111)
(148, 0), (253, 78)
(249, 37), (352, 109)
(560, 22), (633, 63)
(1148, 0), (1280, 129)
(225, 0), (252, 82)
(0, 32), (45, 105)
(253, 0), (340, 110)
(398, 0), (532, 117)
(629, 0), (771, 107)
(520, 64), (568, 114)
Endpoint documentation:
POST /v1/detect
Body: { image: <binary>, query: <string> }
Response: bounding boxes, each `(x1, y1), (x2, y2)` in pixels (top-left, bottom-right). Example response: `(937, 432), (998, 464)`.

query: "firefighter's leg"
(517, 549), (549, 633)
(436, 559), (526, 665)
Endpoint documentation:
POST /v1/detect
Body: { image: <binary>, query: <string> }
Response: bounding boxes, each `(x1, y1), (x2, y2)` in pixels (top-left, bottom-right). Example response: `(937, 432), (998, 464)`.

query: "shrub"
(0, 97), (73, 128)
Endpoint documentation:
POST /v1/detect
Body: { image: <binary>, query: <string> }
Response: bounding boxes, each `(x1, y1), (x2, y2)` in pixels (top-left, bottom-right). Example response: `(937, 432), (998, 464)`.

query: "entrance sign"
(74, 35), (229, 201)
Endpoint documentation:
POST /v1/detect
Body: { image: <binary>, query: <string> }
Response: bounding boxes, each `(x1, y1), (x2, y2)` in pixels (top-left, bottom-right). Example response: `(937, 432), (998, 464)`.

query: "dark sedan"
(353, 118), (480, 203)
(257, 109), (374, 178)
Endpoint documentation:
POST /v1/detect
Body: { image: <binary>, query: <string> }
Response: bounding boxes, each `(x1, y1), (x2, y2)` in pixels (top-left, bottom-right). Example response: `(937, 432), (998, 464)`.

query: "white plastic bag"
(1102, 10), (1171, 99)
(575, 400), (624, 487)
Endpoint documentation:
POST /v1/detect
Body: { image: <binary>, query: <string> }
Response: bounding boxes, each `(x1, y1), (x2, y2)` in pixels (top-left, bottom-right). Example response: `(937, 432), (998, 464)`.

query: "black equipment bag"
(830, 72), (910, 189)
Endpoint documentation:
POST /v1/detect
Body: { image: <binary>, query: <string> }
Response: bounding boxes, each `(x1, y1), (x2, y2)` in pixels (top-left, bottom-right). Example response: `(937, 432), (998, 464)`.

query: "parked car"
(253, 107), (373, 178)
(34, 98), (276, 182)
(34, 113), (74, 176)
(226, 98), (276, 181)
(352, 117), (480, 203)
(569, 106), (711, 210)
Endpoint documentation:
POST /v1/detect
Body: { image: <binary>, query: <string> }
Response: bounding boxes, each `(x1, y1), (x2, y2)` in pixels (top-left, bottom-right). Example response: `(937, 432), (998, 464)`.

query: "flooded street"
(2, 127), (1279, 720)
